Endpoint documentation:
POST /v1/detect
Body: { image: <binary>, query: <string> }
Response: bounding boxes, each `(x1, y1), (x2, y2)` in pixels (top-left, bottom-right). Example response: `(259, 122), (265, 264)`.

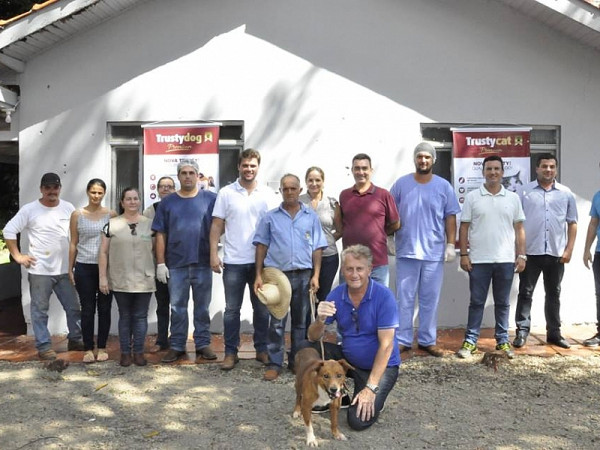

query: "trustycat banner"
(451, 127), (531, 207)
(142, 122), (221, 209)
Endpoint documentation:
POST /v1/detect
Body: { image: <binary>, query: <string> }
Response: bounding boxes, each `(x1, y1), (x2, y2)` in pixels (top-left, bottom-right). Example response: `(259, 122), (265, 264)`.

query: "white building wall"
(11, 0), (600, 335)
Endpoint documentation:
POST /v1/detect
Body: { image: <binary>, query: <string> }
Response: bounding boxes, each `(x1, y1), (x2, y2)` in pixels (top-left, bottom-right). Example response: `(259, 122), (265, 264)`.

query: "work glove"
(444, 243), (456, 262)
(157, 263), (170, 284)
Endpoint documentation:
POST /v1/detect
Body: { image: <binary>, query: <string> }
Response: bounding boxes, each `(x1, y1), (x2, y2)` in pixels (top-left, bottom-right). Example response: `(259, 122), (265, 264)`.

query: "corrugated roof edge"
(0, 0), (62, 28)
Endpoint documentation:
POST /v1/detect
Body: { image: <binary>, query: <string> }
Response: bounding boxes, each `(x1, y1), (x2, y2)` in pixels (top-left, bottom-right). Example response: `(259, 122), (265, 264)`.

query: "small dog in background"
(293, 347), (354, 447)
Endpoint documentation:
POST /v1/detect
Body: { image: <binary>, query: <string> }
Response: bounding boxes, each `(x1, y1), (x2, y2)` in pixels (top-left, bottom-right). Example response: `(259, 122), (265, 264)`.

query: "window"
(107, 121), (244, 209)
(420, 123), (561, 182)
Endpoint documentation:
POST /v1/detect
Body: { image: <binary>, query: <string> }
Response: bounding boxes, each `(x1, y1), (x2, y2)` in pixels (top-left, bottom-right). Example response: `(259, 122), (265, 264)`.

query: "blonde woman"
(299, 167), (342, 303)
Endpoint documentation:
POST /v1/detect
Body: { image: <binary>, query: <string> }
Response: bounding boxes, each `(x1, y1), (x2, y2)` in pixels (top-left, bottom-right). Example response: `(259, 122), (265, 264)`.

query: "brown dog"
(292, 347), (354, 447)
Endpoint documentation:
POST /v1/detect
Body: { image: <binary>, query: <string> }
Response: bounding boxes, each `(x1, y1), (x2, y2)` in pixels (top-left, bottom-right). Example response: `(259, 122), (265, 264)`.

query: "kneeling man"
(307, 244), (400, 431)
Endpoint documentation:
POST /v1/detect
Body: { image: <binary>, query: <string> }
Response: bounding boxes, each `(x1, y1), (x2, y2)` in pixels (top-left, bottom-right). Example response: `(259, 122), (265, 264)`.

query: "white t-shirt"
(212, 180), (279, 264)
(460, 185), (525, 264)
(3, 199), (75, 275)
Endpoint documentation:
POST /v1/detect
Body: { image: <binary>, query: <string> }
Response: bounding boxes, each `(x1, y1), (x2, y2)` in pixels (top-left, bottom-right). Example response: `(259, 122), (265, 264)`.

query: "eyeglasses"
(351, 309), (359, 333)
(128, 223), (137, 236)
(158, 185), (175, 190)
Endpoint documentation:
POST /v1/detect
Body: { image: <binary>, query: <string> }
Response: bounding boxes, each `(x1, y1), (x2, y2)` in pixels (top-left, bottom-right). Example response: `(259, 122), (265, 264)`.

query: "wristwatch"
(366, 383), (380, 394)
(517, 254), (527, 261)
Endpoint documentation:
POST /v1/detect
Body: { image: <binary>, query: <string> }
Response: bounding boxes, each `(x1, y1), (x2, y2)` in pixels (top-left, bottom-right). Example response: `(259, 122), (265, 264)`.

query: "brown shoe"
(162, 349), (186, 363)
(38, 349), (57, 360)
(220, 354), (239, 371)
(133, 353), (147, 366)
(263, 367), (281, 381)
(255, 352), (269, 365)
(418, 344), (444, 357)
(120, 353), (132, 367)
(195, 346), (217, 361)
(399, 345), (412, 353)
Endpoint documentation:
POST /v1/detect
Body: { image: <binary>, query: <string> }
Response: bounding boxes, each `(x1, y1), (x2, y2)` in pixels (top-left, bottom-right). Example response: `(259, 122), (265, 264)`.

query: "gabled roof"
(1, 0), (600, 82)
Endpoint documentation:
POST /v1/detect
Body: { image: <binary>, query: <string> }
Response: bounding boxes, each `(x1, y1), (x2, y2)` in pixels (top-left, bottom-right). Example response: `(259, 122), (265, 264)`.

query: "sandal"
(83, 350), (95, 363)
(96, 349), (109, 362)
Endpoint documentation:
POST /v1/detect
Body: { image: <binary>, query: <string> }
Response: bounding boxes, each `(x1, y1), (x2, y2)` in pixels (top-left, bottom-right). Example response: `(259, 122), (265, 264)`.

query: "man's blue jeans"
(168, 264), (213, 352)
(267, 269), (311, 369)
(465, 263), (515, 345)
(74, 262), (113, 351)
(113, 291), (151, 354)
(28, 273), (82, 351)
(223, 263), (269, 355)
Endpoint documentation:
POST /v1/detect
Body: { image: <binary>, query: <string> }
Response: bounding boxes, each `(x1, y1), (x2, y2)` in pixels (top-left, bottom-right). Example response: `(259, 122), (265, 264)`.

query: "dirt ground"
(1, 353), (600, 450)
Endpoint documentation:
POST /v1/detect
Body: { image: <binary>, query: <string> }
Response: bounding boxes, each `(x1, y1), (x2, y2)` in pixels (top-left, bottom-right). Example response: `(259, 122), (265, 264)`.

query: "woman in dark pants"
(68, 178), (116, 363)
(99, 187), (155, 367)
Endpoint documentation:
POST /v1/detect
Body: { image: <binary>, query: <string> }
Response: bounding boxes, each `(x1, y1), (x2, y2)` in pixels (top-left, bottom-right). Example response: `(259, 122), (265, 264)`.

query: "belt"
(284, 268), (311, 274)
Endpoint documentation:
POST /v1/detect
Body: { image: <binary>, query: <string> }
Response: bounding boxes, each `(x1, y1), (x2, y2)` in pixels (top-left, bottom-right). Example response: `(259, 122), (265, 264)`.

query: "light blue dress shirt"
(253, 202), (328, 271)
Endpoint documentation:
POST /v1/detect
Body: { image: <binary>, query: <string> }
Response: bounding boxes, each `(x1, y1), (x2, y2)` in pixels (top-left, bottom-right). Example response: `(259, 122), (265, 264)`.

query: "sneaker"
(38, 349), (57, 360)
(496, 342), (515, 359)
(311, 404), (329, 414)
(456, 341), (476, 359)
(312, 395), (350, 414)
(67, 340), (84, 351)
(583, 334), (600, 347)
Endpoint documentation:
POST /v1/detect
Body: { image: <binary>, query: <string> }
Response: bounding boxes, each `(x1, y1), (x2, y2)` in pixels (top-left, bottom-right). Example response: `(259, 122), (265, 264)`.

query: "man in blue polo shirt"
(307, 244), (400, 431)
(253, 173), (327, 381)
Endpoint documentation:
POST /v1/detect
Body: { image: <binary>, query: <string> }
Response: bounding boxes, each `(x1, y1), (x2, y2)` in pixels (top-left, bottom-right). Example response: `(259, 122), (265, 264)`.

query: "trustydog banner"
(142, 122), (220, 208)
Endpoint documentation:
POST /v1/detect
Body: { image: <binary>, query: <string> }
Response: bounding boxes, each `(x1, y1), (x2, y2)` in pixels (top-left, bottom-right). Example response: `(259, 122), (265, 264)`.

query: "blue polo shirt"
(591, 191), (600, 253)
(325, 279), (400, 370)
(253, 203), (327, 271)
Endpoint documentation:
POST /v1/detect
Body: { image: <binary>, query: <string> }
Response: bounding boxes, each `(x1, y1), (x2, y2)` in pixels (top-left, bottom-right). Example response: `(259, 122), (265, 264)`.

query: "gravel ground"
(1, 354), (600, 449)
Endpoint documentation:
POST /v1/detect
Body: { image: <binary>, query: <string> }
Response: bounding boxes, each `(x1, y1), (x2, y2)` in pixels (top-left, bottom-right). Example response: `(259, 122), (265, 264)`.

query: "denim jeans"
(515, 255), (564, 338)
(302, 340), (398, 431)
(74, 262), (113, 350)
(395, 258), (444, 347)
(465, 263), (514, 345)
(370, 265), (389, 287)
(168, 264), (213, 351)
(154, 279), (170, 348)
(113, 291), (151, 354)
(223, 263), (269, 355)
(28, 273), (82, 351)
(267, 269), (311, 369)
(594, 253), (600, 333)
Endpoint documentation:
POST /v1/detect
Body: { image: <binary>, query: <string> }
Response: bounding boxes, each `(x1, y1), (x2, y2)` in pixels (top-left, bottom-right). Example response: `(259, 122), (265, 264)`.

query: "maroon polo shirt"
(339, 184), (399, 267)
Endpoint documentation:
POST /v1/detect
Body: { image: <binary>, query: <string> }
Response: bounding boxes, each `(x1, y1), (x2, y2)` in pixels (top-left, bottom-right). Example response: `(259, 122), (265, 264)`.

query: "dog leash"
(309, 289), (326, 361)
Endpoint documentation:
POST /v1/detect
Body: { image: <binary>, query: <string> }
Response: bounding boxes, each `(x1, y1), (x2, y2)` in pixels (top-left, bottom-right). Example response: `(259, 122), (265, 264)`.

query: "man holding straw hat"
(253, 174), (327, 381)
